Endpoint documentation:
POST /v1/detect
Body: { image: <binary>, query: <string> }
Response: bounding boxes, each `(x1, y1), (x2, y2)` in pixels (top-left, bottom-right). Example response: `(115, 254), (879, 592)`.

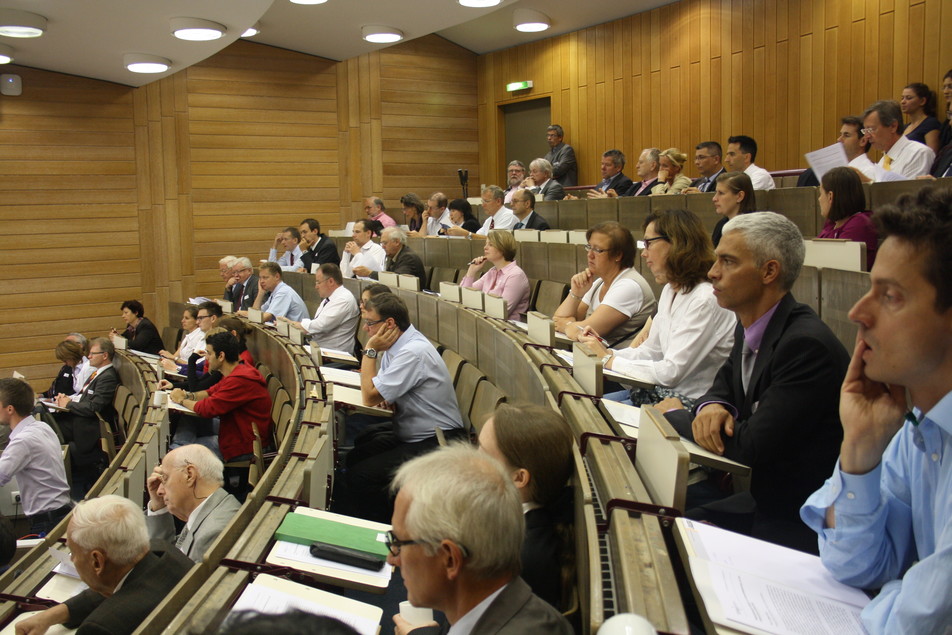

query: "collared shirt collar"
(9, 414), (37, 440)
(743, 298), (783, 353)
(186, 490), (214, 533)
(447, 582), (509, 635)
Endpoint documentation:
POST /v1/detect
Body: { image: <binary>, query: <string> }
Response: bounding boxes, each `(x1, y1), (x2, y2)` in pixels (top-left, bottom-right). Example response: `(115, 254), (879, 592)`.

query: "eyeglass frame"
(584, 244), (610, 254)
(384, 529), (470, 558)
(637, 235), (669, 250)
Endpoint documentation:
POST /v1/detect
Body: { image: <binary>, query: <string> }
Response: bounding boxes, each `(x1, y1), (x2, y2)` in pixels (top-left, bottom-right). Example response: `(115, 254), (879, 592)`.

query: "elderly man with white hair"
(145, 444), (241, 562)
(520, 158), (566, 201)
(386, 445), (572, 634)
(355, 227), (427, 290)
(15, 495), (193, 635)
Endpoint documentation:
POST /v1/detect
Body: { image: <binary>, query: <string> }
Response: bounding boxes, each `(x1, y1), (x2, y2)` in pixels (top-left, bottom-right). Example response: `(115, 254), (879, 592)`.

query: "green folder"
(274, 513), (390, 559)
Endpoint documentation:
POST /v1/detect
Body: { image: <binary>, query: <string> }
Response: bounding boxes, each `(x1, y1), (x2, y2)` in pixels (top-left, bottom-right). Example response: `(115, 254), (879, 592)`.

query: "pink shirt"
(817, 210), (878, 269)
(371, 212), (398, 228)
(460, 261), (530, 321)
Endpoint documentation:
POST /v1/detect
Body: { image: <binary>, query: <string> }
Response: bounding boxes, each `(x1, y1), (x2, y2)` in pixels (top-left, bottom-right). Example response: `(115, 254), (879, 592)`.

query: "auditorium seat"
(534, 280), (569, 315)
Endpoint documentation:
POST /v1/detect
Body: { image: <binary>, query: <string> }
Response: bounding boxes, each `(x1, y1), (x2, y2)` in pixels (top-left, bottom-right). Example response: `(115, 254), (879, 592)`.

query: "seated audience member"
(387, 446), (573, 635)
(160, 305), (205, 371)
(0, 377), (72, 535)
(724, 135), (776, 190)
(478, 404), (575, 610)
(285, 263), (360, 352)
(862, 100), (935, 180)
(460, 230), (531, 321)
(359, 226), (427, 289)
(399, 192), (426, 234)
(817, 167), (878, 268)
(223, 257), (258, 311)
(553, 221), (657, 348)
(66, 332), (91, 392)
(246, 262), (308, 323)
(54, 337), (119, 495)
(663, 212), (849, 553)
(520, 158), (566, 201)
(197, 300), (223, 334)
(14, 495), (193, 635)
(510, 189), (550, 230)
(112, 299), (164, 355)
(940, 68), (952, 147)
(800, 186), (952, 633)
(41, 340), (85, 399)
(268, 227), (304, 272)
(439, 198), (481, 235)
(219, 256), (238, 293)
(503, 160), (526, 205)
(799, 116), (879, 187)
(419, 191), (451, 236)
(928, 137), (952, 179)
(364, 197), (397, 228)
(333, 294), (465, 523)
(650, 147), (694, 195)
(581, 210), (735, 409)
(711, 171), (756, 247)
(224, 611), (360, 635)
(615, 148), (661, 197)
(218, 317), (255, 367)
(687, 141), (726, 192)
(298, 218), (339, 273)
(340, 219), (386, 278)
(587, 149), (633, 198)
(900, 82), (941, 153)
(445, 186), (517, 238)
(145, 444), (241, 562)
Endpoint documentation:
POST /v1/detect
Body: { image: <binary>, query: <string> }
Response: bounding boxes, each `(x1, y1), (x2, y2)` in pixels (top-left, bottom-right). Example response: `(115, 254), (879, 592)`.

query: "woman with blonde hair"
(460, 230), (530, 321)
(650, 147), (693, 195)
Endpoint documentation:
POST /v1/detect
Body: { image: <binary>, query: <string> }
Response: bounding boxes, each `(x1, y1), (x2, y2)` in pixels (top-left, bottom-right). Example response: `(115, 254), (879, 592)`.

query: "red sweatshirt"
(193, 362), (271, 461)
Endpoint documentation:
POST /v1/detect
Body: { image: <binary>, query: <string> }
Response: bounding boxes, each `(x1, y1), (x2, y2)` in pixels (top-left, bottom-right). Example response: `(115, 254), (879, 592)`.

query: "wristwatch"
(363, 348), (378, 359)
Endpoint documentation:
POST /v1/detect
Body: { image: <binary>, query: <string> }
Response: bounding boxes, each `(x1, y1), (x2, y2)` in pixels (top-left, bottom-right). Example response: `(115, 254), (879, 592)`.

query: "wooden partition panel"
(820, 268), (869, 352)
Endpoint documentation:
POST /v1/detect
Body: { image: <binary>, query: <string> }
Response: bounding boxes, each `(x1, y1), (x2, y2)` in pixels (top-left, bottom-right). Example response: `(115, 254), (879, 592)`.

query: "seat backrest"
(469, 380), (505, 434)
(441, 348), (466, 385)
(534, 280), (569, 315)
(429, 267), (458, 290)
(454, 362), (485, 429)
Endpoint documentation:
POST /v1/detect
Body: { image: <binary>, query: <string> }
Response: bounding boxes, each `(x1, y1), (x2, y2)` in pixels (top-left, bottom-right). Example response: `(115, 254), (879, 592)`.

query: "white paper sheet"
(271, 540), (391, 582)
(804, 143), (849, 182)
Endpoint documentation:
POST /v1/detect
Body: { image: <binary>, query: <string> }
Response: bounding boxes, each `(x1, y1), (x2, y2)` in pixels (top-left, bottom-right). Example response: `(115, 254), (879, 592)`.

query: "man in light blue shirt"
(244, 262), (307, 323)
(800, 185), (952, 634)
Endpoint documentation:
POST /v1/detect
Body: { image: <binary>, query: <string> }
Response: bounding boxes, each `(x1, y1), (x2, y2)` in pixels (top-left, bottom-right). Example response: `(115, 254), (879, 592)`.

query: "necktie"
(883, 155), (892, 171)
(741, 344), (755, 393)
(176, 525), (190, 553)
(490, 218), (495, 230)
(82, 370), (98, 391)
(514, 222), (524, 230)
(233, 282), (243, 306)
(944, 162), (952, 178)
(700, 178), (710, 192)
(289, 253), (295, 265)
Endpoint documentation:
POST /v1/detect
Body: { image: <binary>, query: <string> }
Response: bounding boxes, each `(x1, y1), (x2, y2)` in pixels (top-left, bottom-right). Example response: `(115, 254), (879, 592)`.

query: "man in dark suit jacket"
(223, 257), (258, 311)
(510, 189), (550, 231)
(543, 124), (577, 187)
(664, 213), (849, 553)
(689, 141), (726, 192)
(298, 218), (339, 273)
(362, 226), (428, 289)
(15, 495), (194, 635)
(590, 149), (633, 196)
(617, 147), (661, 196)
(388, 446), (572, 635)
(930, 141), (952, 178)
(145, 444), (241, 562)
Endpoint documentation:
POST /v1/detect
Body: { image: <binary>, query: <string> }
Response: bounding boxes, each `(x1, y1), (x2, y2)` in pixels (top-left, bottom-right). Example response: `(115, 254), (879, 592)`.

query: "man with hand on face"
(340, 219), (386, 278)
(268, 227), (304, 272)
(223, 257), (258, 311)
(145, 444), (240, 563)
(297, 218), (339, 274)
(243, 262), (308, 323)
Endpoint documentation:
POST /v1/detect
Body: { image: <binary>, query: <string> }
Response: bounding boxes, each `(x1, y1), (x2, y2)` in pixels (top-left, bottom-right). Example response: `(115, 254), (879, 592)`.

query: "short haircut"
(67, 332), (89, 355)
(643, 147), (661, 166)
(55, 340), (85, 366)
(722, 212), (804, 291)
(515, 189), (535, 208)
(219, 256), (237, 267)
(695, 141), (722, 157)
(259, 261), (282, 278)
(364, 292), (411, 331)
(318, 262), (343, 285)
(449, 198), (476, 221)
(840, 116), (871, 154)
(660, 147), (688, 169)
(217, 317), (250, 344)
(362, 219), (384, 237)
(482, 185), (505, 203)
(863, 100), (903, 131)
(0, 377), (35, 417)
(820, 167), (867, 223)
(529, 158), (553, 178)
(904, 82), (937, 118)
(602, 149), (625, 168)
(586, 221), (636, 269)
(121, 299), (145, 318)
(168, 445), (224, 486)
(199, 300), (224, 318)
(205, 332), (241, 363)
(90, 337), (115, 362)
(400, 193), (425, 214)
(283, 227), (301, 241)
(369, 197), (385, 211)
(715, 171), (757, 214)
(487, 230), (517, 262)
(644, 209), (716, 292)
(70, 495), (150, 567)
(300, 218), (321, 233)
(507, 160), (526, 171)
(547, 124), (564, 138)
(392, 445), (523, 579)
(361, 283), (392, 302)
(224, 611), (360, 635)
(382, 226), (407, 245)
(489, 404), (573, 507)
(235, 256), (253, 269)
(874, 185), (952, 311)
(427, 192), (448, 209)
(727, 135), (758, 162)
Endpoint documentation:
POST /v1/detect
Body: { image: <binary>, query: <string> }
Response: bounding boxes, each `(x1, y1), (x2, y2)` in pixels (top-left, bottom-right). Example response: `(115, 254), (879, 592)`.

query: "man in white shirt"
(340, 220), (386, 278)
(839, 115), (877, 180)
(861, 100), (935, 180)
(423, 191), (452, 236)
(445, 186), (517, 239)
(267, 227), (304, 272)
(284, 263), (359, 352)
(725, 135), (776, 190)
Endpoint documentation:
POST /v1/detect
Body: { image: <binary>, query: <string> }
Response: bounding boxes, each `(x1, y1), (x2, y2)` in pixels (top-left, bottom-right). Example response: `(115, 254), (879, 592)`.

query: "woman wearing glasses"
(579, 210), (735, 408)
(553, 221), (656, 348)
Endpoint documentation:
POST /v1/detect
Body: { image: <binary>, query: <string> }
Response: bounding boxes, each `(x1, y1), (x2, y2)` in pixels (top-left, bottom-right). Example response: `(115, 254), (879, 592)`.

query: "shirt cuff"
(828, 460), (883, 516)
(147, 504), (170, 516)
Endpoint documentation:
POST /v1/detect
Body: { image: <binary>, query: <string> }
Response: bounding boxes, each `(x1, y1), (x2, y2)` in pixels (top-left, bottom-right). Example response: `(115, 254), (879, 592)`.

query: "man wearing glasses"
(223, 257), (257, 311)
(860, 100), (935, 181)
(688, 141), (725, 192)
(386, 446), (572, 634)
(282, 263), (359, 353)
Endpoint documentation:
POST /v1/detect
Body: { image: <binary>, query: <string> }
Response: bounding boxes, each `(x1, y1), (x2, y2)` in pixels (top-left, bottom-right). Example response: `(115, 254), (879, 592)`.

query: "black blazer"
(43, 364), (76, 398)
(692, 168), (726, 192)
(598, 171), (634, 195)
(515, 211), (551, 231)
(300, 235), (340, 272)
(931, 142), (952, 178)
(225, 274), (259, 311)
(619, 178), (657, 196)
(521, 508), (562, 610)
(122, 317), (164, 355)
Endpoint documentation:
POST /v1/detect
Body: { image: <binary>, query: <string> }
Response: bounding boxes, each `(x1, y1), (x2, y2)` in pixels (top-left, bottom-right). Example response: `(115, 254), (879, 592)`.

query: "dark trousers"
(29, 503), (72, 536)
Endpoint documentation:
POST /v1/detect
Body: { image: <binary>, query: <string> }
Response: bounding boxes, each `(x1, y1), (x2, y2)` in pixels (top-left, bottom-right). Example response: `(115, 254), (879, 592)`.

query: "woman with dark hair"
(112, 299), (164, 355)
(817, 166), (878, 269)
(160, 305), (205, 370)
(554, 221), (657, 348)
(42, 340), (85, 398)
(901, 82), (941, 153)
(399, 192), (424, 233)
(219, 317), (255, 367)
(580, 209), (735, 408)
(711, 171), (755, 247)
(439, 198), (480, 235)
(940, 69), (952, 147)
(460, 230), (530, 320)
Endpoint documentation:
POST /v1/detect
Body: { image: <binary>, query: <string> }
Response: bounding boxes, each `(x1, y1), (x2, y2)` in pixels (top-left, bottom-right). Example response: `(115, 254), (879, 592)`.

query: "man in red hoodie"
(169, 332), (270, 496)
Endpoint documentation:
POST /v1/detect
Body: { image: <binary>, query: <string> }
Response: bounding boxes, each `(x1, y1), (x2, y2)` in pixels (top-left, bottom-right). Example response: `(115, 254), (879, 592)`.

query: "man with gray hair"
(223, 256), (258, 311)
(445, 186), (517, 238)
(618, 148), (662, 196)
(521, 158), (566, 201)
(387, 445), (573, 634)
(663, 212), (849, 552)
(356, 226), (427, 289)
(145, 444), (241, 562)
(284, 263), (360, 352)
(862, 100), (935, 180)
(503, 160), (526, 205)
(15, 495), (193, 634)
(542, 124), (577, 187)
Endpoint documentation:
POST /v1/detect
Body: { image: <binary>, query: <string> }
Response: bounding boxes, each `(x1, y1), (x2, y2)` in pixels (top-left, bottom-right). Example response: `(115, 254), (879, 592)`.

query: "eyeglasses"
(88, 350), (105, 357)
(385, 530), (423, 556)
(364, 318), (385, 328)
(196, 315), (209, 321)
(638, 236), (669, 249)
(584, 244), (609, 254)
(860, 127), (877, 136)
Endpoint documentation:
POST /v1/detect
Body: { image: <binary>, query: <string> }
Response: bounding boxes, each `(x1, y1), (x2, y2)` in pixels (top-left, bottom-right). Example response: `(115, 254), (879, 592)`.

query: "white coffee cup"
(399, 601), (434, 626)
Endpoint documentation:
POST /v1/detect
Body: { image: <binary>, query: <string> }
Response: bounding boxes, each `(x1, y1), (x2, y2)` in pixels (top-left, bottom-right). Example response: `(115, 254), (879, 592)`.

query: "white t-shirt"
(581, 268), (645, 318)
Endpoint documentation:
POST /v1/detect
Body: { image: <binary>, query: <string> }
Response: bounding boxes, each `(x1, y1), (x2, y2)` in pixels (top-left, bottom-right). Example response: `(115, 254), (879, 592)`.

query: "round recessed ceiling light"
(0, 9), (47, 38)
(513, 8), (550, 33)
(124, 54), (172, 74)
(0, 43), (13, 64)
(242, 22), (261, 38)
(361, 25), (403, 44)
(171, 17), (226, 41)
(459, 0), (502, 7)
(290, 0), (329, 4)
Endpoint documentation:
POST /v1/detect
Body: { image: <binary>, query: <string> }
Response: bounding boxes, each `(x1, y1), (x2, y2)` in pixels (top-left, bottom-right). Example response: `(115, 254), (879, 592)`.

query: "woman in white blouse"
(160, 305), (205, 371)
(580, 209), (735, 408)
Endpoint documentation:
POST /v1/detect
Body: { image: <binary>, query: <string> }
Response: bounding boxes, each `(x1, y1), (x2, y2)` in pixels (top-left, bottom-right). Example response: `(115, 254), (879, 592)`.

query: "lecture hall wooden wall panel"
(476, 0), (951, 186)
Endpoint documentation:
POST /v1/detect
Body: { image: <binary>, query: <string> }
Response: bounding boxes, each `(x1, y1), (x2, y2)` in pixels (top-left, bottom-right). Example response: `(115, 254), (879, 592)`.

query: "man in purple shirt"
(662, 213), (849, 552)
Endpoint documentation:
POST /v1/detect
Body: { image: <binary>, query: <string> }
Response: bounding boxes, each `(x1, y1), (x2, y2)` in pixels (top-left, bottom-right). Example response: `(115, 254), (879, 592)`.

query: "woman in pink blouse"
(460, 230), (530, 321)
(817, 166), (878, 269)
